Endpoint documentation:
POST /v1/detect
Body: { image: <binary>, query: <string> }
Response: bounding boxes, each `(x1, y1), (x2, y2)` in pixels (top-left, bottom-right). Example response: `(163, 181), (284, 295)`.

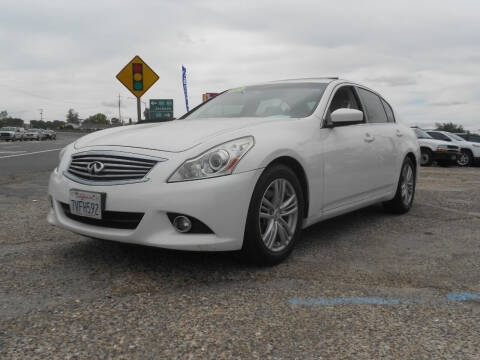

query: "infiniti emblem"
(86, 161), (105, 175)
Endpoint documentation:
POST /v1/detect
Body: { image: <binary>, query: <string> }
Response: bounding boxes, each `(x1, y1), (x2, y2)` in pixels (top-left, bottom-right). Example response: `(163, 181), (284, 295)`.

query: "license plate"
(69, 190), (104, 219)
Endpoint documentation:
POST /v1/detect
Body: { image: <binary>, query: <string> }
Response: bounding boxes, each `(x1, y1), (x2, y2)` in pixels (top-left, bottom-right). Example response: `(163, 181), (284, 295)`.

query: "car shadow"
(61, 203), (393, 274)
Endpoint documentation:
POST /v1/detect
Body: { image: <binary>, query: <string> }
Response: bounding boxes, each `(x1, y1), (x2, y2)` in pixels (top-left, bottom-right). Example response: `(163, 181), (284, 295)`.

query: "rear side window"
(381, 99), (395, 123)
(427, 132), (451, 141)
(357, 88), (388, 123)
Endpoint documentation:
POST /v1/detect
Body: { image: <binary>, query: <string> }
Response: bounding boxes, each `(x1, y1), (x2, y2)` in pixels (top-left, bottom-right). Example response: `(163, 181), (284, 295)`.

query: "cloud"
(101, 100), (126, 108)
(430, 101), (468, 106)
(1, 0), (479, 130)
(366, 75), (417, 87)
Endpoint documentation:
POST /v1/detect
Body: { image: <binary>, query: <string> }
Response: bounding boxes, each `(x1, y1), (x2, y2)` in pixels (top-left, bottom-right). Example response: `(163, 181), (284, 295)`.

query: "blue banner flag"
(182, 65), (190, 112)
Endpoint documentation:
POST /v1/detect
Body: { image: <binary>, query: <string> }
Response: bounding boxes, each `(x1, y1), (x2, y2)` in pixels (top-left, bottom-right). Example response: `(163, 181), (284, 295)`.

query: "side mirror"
(330, 108), (364, 125)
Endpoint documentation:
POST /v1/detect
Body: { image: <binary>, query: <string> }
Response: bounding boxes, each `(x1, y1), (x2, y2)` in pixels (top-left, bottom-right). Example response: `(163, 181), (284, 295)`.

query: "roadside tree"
(66, 109), (80, 125)
(435, 122), (465, 133)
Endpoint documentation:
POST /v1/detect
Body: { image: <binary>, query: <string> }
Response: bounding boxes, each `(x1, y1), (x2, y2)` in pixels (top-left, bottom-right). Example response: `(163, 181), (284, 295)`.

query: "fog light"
(172, 216), (192, 233)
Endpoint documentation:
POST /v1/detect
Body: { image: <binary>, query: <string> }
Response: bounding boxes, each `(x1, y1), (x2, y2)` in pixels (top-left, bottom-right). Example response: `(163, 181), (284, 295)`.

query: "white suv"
(426, 130), (480, 166)
(413, 128), (460, 166)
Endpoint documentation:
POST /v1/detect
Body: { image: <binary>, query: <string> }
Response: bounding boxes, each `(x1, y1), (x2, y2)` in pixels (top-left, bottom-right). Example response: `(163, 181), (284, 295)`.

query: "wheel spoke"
(265, 222), (278, 249)
(279, 180), (287, 203)
(277, 217), (292, 237)
(261, 198), (275, 212)
(277, 221), (290, 244)
(262, 219), (275, 242)
(280, 195), (296, 210)
(280, 205), (298, 217)
(406, 167), (413, 183)
(259, 211), (274, 219)
(273, 180), (283, 206)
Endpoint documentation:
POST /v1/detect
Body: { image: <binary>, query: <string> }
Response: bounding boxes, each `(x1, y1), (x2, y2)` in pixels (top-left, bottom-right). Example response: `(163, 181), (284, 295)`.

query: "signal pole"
(137, 98), (141, 123)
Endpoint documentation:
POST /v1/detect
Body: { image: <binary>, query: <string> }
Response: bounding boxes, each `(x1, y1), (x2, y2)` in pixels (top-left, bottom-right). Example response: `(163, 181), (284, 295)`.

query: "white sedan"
(48, 78), (419, 264)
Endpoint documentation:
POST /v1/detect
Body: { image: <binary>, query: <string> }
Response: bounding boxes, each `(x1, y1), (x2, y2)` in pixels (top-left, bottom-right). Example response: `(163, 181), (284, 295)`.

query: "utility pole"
(118, 94), (122, 125)
(39, 109), (43, 121)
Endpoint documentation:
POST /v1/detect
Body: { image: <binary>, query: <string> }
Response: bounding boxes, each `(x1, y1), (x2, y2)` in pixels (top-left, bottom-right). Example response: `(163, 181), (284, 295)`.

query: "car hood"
(1, 131), (14, 134)
(74, 117), (281, 152)
(417, 138), (454, 147)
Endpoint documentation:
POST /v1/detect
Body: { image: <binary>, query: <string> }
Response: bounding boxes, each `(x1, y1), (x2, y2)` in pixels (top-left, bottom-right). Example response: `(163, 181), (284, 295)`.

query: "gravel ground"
(0, 165), (479, 359)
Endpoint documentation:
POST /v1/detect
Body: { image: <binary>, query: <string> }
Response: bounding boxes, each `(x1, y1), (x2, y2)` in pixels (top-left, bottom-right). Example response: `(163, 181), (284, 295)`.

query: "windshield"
(184, 83), (328, 120)
(1, 127), (16, 131)
(414, 128), (432, 139)
(448, 133), (464, 141)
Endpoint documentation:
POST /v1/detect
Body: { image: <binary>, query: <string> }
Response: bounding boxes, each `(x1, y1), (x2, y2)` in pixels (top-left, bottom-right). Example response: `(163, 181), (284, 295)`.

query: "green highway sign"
(150, 99), (173, 121)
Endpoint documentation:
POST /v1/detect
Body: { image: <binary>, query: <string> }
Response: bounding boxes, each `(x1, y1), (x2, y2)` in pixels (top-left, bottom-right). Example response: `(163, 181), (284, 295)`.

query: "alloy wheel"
(400, 163), (414, 207)
(259, 178), (298, 252)
(457, 152), (469, 166)
(420, 152), (430, 166)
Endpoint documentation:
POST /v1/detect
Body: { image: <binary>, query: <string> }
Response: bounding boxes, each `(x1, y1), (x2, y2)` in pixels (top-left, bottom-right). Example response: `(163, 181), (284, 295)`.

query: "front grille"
(65, 151), (167, 185)
(447, 145), (459, 150)
(1, 133), (11, 137)
(60, 202), (144, 229)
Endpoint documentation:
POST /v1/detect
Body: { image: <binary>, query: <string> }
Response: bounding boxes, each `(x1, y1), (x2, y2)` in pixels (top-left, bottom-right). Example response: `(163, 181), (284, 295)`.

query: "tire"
(242, 164), (304, 265)
(457, 150), (472, 167)
(420, 148), (433, 166)
(383, 157), (416, 214)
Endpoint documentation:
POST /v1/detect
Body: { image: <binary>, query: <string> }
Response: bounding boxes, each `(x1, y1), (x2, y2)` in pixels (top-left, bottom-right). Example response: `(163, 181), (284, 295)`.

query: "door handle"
(396, 130), (403, 137)
(364, 133), (375, 143)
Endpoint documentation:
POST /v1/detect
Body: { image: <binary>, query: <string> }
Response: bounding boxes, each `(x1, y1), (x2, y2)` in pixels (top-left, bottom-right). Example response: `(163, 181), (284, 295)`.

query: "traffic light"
(132, 63), (143, 91)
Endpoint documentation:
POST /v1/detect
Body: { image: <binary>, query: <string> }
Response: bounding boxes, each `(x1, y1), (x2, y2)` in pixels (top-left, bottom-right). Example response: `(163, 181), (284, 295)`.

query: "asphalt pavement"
(0, 140), (479, 359)
(0, 132), (83, 177)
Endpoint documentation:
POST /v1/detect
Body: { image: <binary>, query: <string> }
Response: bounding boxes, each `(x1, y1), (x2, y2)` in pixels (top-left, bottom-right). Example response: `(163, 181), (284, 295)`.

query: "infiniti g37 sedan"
(48, 78), (419, 264)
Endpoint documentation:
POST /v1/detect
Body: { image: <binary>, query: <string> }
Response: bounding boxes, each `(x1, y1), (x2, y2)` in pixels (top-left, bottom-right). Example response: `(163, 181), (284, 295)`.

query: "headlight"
(168, 136), (255, 182)
(473, 144), (480, 148)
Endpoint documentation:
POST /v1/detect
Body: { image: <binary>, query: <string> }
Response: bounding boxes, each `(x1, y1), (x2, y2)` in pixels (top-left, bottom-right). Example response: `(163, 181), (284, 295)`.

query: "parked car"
(24, 129), (47, 141)
(455, 132), (480, 143)
(413, 128), (460, 166)
(45, 130), (57, 140)
(48, 78), (419, 264)
(426, 130), (480, 166)
(0, 127), (24, 141)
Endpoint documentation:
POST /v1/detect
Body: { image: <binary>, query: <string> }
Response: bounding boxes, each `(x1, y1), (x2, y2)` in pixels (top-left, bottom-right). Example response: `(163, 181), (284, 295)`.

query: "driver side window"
(327, 86), (362, 122)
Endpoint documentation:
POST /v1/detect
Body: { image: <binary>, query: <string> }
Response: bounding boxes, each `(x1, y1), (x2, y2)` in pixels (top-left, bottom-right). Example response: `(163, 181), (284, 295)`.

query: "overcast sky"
(1, 0), (479, 130)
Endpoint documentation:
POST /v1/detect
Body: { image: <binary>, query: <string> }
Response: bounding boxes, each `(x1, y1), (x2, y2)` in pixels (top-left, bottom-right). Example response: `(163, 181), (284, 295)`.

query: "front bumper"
(48, 166), (262, 251)
(432, 151), (459, 162)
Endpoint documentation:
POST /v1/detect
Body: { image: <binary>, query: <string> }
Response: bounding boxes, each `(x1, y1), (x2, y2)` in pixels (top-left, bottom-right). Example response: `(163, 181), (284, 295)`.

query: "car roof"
(264, 78), (386, 97)
(268, 77), (339, 84)
(224, 78), (392, 105)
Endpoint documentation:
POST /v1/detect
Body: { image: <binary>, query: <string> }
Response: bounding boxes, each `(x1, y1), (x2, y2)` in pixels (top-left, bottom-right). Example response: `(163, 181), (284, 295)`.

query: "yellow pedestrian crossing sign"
(116, 55), (159, 98)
